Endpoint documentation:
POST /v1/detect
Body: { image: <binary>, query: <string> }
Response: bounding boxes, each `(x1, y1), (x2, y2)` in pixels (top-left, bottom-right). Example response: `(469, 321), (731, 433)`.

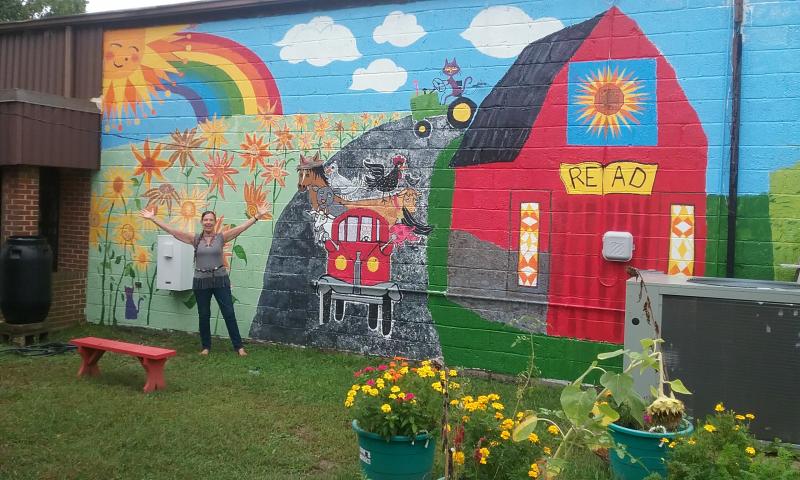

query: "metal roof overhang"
(0, 89), (100, 170)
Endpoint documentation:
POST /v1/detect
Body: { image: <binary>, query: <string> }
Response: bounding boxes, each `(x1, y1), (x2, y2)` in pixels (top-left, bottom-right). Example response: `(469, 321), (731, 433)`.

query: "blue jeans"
(194, 286), (243, 351)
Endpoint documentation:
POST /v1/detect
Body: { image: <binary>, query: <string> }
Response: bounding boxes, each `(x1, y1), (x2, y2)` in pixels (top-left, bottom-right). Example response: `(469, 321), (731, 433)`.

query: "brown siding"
(0, 26), (102, 98)
(0, 101), (99, 170)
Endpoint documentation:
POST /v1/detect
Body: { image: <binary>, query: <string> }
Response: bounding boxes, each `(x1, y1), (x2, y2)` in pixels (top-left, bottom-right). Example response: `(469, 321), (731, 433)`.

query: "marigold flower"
(449, 382), (461, 390)
(431, 382), (443, 392)
(735, 414), (746, 420)
(703, 424), (716, 433)
(660, 437), (670, 446)
(389, 394), (397, 400)
(516, 412), (525, 420)
(391, 386), (400, 393)
(715, 403), (725, 413)
(452, 451), (465, 465)
(381, 404), (392, 413)
(492, 402), (505, 411)
(344, 398), (354, 407)
(528, 463), (540, 478)
(449, 369), (458, 377)
(495, 412), (505, 420)
(687, 439), (696, 445)
(548, 425), (560, 435)
(376, 379), (385, 389)
(501, 419), (515, 430)
(450, 400), (460, 406)
(668, 442), (676, 448)
(500, 430), (511, 440)
(745, 446), (756, 456)
(543, 447), (552, 455)
(462, 415), (470, 423)
(528, 433), (539, 443)
(745, 413), (755, 420)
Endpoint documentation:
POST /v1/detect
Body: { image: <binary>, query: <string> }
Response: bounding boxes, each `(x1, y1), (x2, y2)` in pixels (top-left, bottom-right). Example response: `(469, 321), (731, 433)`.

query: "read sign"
(559, 161), (658, 195)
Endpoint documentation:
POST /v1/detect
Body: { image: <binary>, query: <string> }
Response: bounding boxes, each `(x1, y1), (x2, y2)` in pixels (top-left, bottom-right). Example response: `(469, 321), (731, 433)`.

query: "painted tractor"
(410, 89), (477, 138)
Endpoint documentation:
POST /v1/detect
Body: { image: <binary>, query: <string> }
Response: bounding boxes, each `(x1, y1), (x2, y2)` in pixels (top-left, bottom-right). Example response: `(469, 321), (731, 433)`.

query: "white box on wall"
(602, 231), (634, 262)
(156, 235), (194, 291)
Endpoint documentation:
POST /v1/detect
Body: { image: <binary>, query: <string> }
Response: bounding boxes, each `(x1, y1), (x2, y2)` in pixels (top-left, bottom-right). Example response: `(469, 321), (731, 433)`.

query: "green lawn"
(0, 324), (613, 479)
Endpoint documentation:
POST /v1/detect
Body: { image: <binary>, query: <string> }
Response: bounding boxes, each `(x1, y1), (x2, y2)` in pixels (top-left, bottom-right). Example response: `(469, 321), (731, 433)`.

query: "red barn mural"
(448, 8), (708, 343)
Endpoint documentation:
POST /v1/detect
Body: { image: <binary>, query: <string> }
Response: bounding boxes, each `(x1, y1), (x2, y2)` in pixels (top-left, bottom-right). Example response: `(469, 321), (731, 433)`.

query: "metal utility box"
(156, 235), (194, 291)
(625, 271), (800, 444)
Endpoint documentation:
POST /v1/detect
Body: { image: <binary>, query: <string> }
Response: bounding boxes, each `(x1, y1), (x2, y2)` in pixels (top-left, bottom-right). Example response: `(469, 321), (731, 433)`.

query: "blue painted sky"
(101, 0), (800, 196)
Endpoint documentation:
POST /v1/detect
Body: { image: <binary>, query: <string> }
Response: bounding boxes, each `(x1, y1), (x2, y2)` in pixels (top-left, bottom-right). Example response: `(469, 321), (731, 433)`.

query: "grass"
(0, 324), (613, 479)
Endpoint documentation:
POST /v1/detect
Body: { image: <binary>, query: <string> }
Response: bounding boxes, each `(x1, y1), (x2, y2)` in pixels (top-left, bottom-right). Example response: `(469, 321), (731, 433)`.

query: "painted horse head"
(297, 152), (328, 192)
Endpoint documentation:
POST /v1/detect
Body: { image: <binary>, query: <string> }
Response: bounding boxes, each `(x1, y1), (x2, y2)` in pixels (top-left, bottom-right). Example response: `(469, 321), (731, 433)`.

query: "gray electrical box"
(625, 271), (800, 444)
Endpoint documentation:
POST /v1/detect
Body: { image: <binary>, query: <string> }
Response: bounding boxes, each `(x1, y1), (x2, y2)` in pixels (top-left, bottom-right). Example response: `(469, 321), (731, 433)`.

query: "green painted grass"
(0, 324), (613, 479)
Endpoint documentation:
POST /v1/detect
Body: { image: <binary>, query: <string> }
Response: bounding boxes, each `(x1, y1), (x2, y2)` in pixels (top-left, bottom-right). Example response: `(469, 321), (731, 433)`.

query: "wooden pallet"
(0, 320), (72, 346)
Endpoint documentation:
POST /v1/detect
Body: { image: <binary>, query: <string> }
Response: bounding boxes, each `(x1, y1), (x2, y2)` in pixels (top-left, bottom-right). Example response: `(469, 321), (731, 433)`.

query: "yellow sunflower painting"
(171, 187), (207, 233)
(573, 66), (648, 138)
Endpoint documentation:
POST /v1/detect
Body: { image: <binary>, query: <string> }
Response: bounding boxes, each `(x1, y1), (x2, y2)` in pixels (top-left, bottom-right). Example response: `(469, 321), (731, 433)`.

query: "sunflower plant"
(345, 358), (454, 439)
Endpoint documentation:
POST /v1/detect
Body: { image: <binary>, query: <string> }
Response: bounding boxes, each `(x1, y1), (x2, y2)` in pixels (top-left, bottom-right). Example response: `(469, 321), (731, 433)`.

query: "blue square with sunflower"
(567, 59), (657, 146)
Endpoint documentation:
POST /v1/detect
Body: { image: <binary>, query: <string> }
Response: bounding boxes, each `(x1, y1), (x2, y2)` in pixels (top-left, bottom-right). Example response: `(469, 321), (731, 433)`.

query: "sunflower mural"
(92, 24), (387, 332)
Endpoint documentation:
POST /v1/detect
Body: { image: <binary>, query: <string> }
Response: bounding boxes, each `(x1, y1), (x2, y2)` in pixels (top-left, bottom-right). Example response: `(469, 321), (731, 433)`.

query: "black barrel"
(0, 236), (53, 324)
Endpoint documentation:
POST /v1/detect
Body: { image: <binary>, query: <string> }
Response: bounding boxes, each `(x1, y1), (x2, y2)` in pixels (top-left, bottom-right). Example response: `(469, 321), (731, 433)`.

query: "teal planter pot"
(609, 421), (694, 480)
(352, 420), (436, 480)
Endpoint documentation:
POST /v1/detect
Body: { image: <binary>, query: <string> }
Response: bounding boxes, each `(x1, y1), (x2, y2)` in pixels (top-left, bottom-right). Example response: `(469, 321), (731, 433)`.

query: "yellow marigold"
(734, 425), (741, 431)
(501, 419), (515, 430)
(745, 413), (755, 420)
(389, 394), (397, 400)
(439, 371), (447, 381)
(500, 430), (511, 440)
(668, 442), (677, 449)
(492, 402), (505, 411)
(543, 447), (552, 455)
(399, 366), (409, 375)
(480, 457), (487, 465)
(381, 404), (392, 413)
(490, 440), (499, 447)
(495, 412), (505, 420)
(383, 372), (393, 381)
(450, 399), (460, 406)
(449, 382), (461, 390)
(703, 424), (716, 433)
(432, 381), (443, 392)
(391, 386), (400, 393)
(715, 403), (725, 413)
(449, 369), (458, 377)
(735, 414), (746, 420)
(528, 463), (540, 478)
(488, 394), (500, 401)
(516, 412), (525, 420)
(462, 395), (474, 403)
(462, 415), (470, 423)
(660, 437), (670, 445)
(548, 425), (560, 435)
(452, 451), (465, 465)
(368, 388), (379, 397)
(745, 446), (756, 456)
(688, 439), (696, 445)
(477, 395), (489, 404)
(528, 433), (539, 444)
(376, 379), (385, 389)
(351, 384), (360, 391)
(344, 398), (354, 407)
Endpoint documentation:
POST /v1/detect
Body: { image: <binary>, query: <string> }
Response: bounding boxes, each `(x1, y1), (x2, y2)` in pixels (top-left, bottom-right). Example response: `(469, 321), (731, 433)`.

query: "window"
(345, 217), (359, 242)
(359, 217), (372, 241)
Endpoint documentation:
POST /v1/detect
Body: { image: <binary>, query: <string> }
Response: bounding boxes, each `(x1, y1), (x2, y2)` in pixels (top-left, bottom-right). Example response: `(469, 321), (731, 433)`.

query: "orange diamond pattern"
(668, 205), (695, 276)
(518, 203), (540, 287)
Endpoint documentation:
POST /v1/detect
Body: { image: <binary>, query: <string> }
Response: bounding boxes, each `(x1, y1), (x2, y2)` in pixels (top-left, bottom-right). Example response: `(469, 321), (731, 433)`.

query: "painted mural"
(89, 1), (800, 380)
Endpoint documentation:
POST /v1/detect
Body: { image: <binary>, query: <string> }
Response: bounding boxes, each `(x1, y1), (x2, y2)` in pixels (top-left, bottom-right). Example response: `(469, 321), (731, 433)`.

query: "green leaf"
(511, 414), (539, 442)
(127, 264), (136, 278)
(626, 393), (647, 429)
(231, 294), (239, 304)
(640, 338), (655, 351)
(650, 386), (659, 398)
(546, 458), (567, 476)
(135, 198), (142, 210)
(185, 167), (193, 177)
(131, 177), (140, 187)
(183, 293), (196, 309)
(233, 245), (247, 265)
(572, 361), (598, 386)
(561, 385), (596, 427)
(597, 349), (626, 360)
(115, 256), (122, 264)
(595, 402), (620, 427)
(600, 371), (635, 400)
(668, 379), (692, 395)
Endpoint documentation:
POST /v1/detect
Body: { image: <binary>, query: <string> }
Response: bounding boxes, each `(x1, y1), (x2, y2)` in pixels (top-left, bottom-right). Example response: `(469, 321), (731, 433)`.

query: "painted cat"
(442, 58), (472, 103)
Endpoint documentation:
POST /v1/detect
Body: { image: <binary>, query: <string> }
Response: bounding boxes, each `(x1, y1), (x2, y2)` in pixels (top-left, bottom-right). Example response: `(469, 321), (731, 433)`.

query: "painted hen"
(363, 154), (406, 193)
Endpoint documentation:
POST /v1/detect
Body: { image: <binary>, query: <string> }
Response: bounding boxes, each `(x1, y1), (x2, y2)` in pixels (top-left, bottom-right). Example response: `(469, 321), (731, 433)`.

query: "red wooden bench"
(70, 337), (177, 393)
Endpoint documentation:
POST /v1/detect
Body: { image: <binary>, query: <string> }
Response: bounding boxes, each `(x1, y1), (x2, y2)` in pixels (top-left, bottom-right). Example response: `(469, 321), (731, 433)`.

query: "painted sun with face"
(574, 66), (648, 138)
(102, 26), (187, 131)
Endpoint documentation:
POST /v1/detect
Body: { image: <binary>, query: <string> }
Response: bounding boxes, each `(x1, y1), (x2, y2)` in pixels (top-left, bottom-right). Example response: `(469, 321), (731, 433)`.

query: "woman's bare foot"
(237, 348), (247, 357)
(200, 349), (209, 356)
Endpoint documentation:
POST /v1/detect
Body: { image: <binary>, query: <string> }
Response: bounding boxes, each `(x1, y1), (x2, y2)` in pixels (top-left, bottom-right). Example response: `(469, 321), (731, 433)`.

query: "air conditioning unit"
(625, 271), (800, 444)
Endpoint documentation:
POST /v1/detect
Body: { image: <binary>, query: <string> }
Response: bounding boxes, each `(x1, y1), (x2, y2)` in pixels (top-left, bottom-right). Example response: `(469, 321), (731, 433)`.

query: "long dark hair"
(200, 210), (216, 221)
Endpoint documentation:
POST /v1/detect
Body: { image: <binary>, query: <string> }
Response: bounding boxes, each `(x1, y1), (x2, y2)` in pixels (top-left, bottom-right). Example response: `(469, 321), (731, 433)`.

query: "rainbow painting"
(101, 26), (282, 132)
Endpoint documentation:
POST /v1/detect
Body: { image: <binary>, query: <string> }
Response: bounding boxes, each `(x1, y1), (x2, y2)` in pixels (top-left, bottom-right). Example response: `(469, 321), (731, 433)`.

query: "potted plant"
(346, 358), (453, 480)
(507, 268), (693, 480)
(643, 404), (800, 479)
